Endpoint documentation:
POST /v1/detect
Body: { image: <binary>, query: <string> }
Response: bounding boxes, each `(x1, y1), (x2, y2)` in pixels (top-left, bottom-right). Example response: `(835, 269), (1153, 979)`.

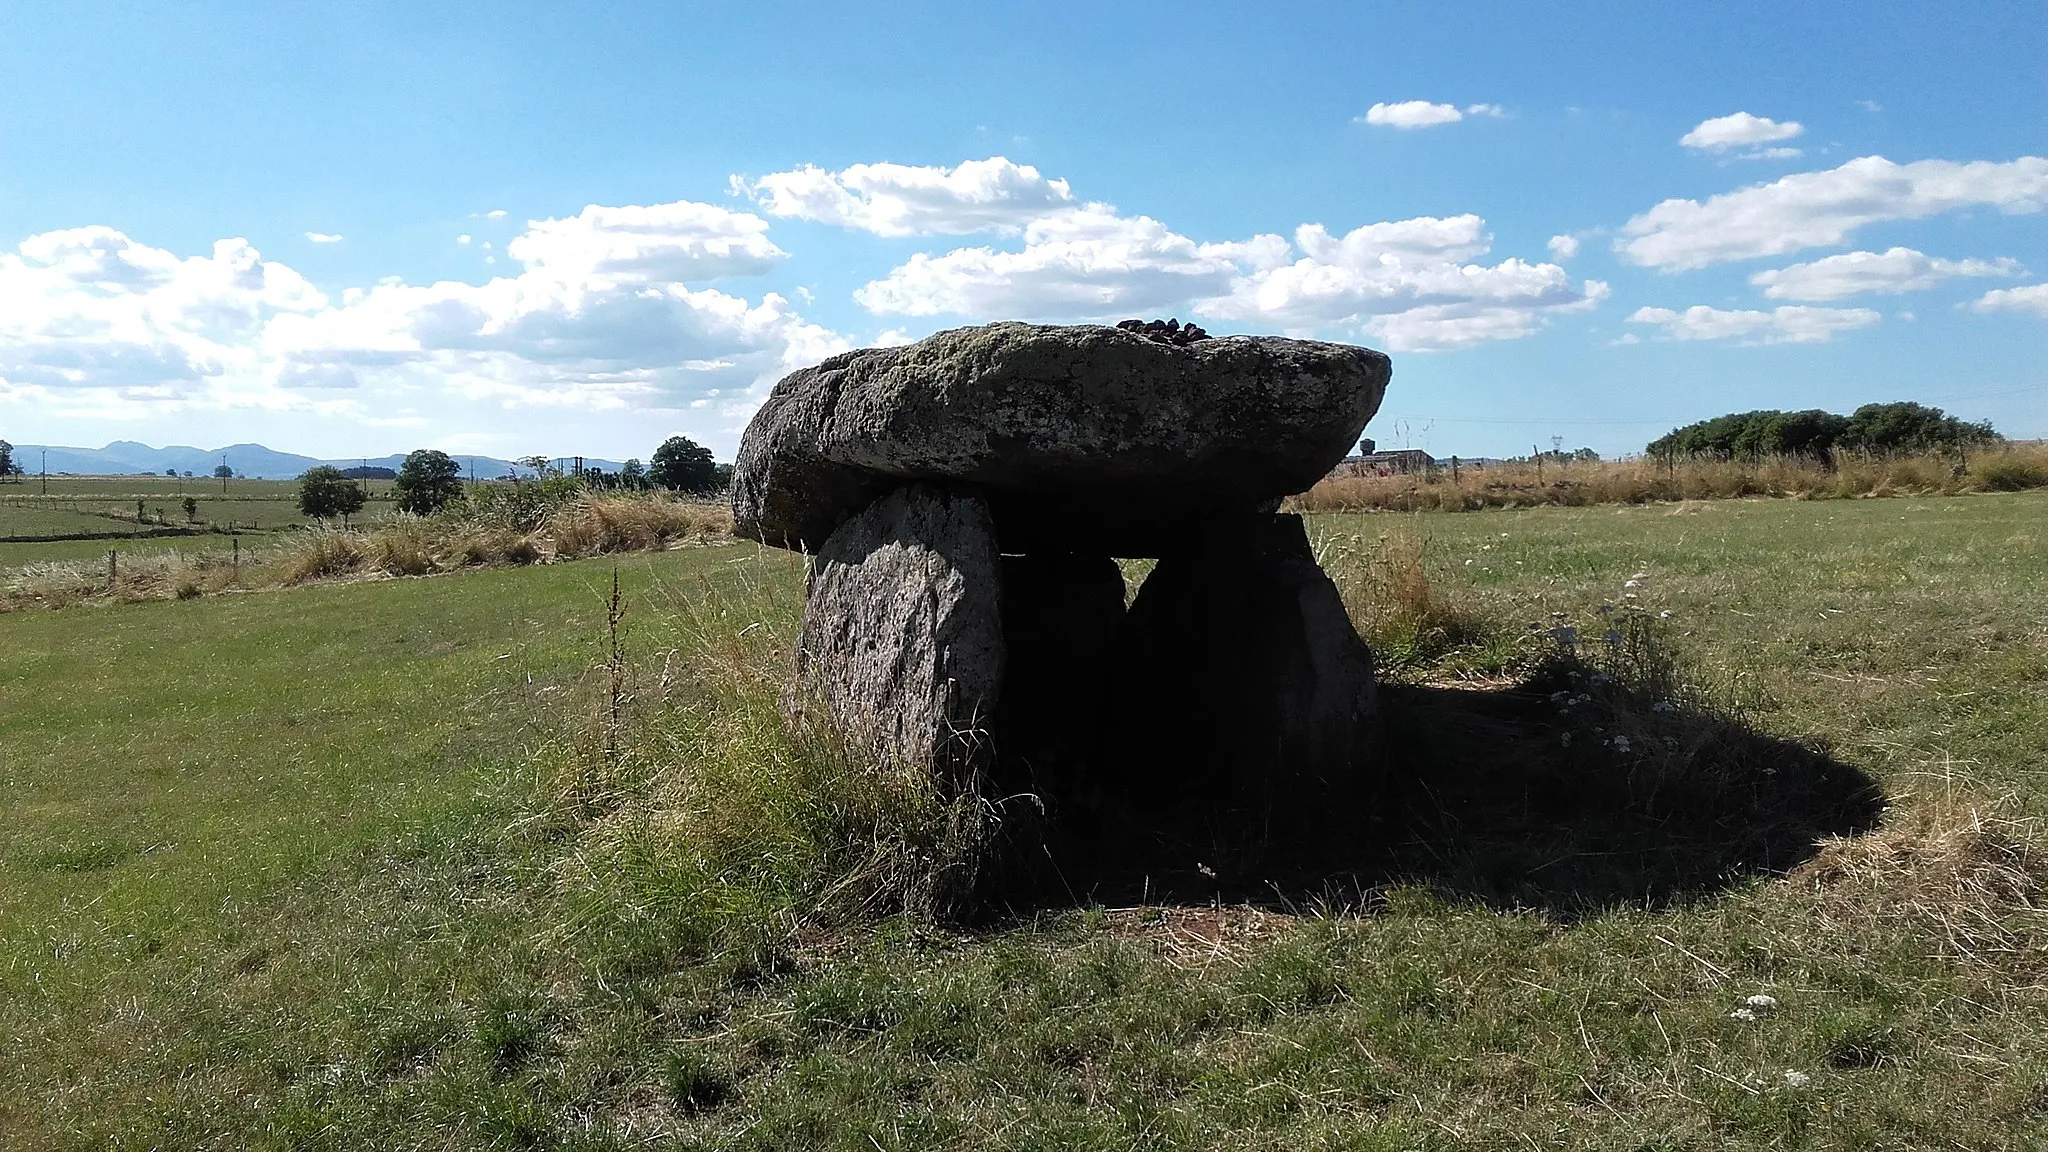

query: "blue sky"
(1, 0), (2042, 462)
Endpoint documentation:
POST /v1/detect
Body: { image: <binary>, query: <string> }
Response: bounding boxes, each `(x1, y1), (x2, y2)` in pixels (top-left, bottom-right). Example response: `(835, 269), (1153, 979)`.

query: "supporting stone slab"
(791, 483), (1005, 782)
(1107, 513), (1381, 855)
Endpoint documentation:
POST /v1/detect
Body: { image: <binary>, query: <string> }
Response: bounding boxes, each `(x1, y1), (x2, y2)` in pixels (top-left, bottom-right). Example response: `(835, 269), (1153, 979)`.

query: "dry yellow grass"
(0, 493), (730, 614)
(1293, 442), (2048, 513)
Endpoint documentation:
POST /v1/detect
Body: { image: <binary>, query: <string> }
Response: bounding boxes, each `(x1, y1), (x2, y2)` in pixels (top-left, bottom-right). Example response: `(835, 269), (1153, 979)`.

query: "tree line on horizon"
(1647, 401), (1998, 461)
(294, 435), (727, 524)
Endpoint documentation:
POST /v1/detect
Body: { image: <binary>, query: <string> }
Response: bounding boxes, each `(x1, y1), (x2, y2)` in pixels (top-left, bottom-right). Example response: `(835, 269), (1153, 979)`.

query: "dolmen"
(732, 320), (1392, 880)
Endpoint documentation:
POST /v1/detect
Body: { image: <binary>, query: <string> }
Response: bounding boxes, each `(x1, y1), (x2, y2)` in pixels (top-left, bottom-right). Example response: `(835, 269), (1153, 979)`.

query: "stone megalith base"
(791, 483), (1005, 783)
(1106, 513), (1380, 857)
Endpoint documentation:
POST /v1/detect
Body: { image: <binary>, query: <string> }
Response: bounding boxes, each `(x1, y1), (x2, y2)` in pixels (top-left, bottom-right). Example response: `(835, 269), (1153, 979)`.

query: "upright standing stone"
(1108, 513), (1380, 856)
(792, 484), (1006, 783)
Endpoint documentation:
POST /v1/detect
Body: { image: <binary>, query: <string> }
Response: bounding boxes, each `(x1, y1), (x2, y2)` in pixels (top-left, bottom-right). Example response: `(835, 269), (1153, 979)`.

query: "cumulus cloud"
(1626, 304), (1882, 344)
(853, 206), (1258, 319)
(1547, 234), (1580, 260)
(734, 156), (1074, 237)
(1680, 112), (1805, 152)
(305, 232), (344, 244)
(854, 192), (1607, 353)
(1360, 101), (1465, 129)
(0, 202), (844, 427)
(0, 227), (326, 398)
(1619, 155), (2048, 270)
(506, 200), (784, 282)
(1464, 103), (1505, 118)
(1971, 283), (2048, 317)
(1751, 247), (2023, 299)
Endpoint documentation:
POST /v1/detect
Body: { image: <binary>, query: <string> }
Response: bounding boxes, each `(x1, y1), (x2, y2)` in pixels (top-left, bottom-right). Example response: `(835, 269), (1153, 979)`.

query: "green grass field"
(0, 476), (352, 543)
(2, 494), (2044, 1148)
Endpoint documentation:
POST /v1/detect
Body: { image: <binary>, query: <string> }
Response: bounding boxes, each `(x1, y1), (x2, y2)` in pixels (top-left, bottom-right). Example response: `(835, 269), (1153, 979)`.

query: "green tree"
(297, 466), (367, 526)
(650, 436), (719, 494)
(1841, 402), (1998, 453)
(213, 463), (234, 479)
(181, 496), (199, 522)
(393, 449), (465, 515)
(620, 458), (646, 491)
(0, 439), (16, 477)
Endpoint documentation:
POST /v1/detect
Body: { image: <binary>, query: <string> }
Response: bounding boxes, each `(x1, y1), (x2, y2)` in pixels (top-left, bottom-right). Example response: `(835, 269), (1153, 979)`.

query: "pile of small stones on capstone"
(733, 320), (1392, 882)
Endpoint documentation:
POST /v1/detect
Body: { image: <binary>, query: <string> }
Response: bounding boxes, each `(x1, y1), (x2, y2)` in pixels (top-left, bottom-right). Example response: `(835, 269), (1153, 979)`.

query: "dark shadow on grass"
(1019, 661), (1886, 919)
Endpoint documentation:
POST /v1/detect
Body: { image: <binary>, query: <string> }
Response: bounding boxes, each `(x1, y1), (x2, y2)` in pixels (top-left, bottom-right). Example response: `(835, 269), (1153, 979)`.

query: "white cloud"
(1547, 234), (1580, 260)
(0, 227), (326, 399)
(1858, 100), (1883, 113)
(485, 209), (508, 219)
(1360, 101), (1464, 129)
(1465, 103), (1505, 118)
(1626, 304), (1882, 344)
(1732, 146), (1803, 161)
(305, 232), (344, 244)
(734, 156), (1074, 237)
(1619, 155), (2048, 270)
(505, 200), (784, 282)
(0, 202), (844, 431)
(1680, 112), (1804, 152)
(1971, 283), (2048, 317)
(1751, 247), (2023, 299)
(1205, 217), (1606, 351)
(853, 206), (1255, 319)
(456, 234), (472, 245)
(854, 191), (1605, 353)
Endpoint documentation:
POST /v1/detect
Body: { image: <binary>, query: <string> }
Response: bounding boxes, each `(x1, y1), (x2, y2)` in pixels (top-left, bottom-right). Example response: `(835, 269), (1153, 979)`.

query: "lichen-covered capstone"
(733, 322), (1390, 555)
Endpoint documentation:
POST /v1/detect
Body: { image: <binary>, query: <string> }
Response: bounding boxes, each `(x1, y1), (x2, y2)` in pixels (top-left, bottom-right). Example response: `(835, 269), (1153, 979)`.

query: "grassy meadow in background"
(1296, 440), (2048, 514)
(2, 491), (2045, 1148)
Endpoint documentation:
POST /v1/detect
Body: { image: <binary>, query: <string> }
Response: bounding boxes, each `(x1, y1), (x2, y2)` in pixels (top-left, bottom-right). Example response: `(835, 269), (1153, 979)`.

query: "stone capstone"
(790, 483), (1005, 782)
(733, 322), (1391, 555)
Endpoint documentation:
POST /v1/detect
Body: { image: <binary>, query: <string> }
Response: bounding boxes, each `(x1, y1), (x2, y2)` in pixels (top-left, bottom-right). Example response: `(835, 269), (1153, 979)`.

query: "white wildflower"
(1745, 994), (1779, 1012)
(1629, 571), (1650, 581)
(1729, 1008), (1757, 1022)
(1623, 579), (1642, 589)
(1658, 610), (1673, 619)
(1783, 1069), (1811, 1089)
(1611, 735), (1631, 752)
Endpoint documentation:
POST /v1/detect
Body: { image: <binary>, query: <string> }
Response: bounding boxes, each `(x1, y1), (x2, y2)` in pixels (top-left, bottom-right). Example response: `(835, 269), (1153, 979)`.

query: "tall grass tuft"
(1314, 526), (1500, 674)
(275, 529), (366, 584)
(549, 495), (732, 558)
(529, 556), (978, 969)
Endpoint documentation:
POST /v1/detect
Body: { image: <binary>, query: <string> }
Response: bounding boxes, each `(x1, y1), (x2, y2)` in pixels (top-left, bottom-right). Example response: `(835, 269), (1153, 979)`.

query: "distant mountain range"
(8, 442), (632, 480)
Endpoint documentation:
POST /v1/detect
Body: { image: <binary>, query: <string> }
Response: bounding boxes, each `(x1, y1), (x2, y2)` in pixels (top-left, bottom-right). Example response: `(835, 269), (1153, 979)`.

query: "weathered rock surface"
(1106, 513), (1380, 850)
(733, 322), (1390, 555)
(791, 484), (1005, 779)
